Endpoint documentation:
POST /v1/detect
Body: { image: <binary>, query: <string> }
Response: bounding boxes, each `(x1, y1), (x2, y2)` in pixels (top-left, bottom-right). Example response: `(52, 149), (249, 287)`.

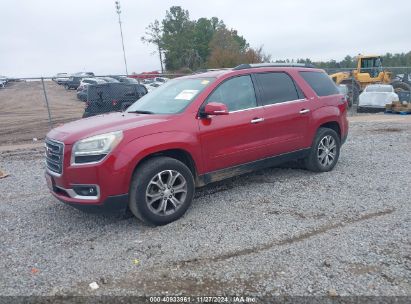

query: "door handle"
(251, 118), (264, 124)
(299, 109), (310, 114)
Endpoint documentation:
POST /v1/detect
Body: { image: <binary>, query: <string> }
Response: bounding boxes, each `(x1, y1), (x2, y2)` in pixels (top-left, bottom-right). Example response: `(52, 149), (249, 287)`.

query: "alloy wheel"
(317, 135), (337, 167)
(145, 170), (187, 216)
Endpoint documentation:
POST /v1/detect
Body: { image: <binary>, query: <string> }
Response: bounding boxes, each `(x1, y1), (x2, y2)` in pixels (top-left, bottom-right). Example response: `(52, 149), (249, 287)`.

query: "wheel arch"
(318, 121), (341, 139)
(134, 148), (198, 179)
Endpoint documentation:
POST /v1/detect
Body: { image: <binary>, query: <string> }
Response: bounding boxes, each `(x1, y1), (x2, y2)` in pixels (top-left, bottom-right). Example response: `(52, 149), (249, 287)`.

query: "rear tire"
(391, 81), (411, 93)
(304, 128), (340, 172)
(129, 157), (195, 226)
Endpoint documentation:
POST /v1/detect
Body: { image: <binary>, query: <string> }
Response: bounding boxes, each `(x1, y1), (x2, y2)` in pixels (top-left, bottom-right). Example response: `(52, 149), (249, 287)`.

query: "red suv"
(45, 64), (348, 225)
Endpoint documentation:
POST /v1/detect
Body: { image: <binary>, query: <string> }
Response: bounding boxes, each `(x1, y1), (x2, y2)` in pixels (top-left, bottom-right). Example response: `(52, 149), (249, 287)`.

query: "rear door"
(254, 72), (312, 156)
(198, 75), (267, 172)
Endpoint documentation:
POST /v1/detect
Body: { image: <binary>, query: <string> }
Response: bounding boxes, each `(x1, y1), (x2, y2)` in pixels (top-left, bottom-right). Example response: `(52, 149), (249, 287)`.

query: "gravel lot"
(0, 115), (410, 298)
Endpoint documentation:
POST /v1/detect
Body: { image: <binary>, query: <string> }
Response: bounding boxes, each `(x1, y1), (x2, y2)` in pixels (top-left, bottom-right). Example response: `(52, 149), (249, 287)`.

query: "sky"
(1, 0), (410, 77)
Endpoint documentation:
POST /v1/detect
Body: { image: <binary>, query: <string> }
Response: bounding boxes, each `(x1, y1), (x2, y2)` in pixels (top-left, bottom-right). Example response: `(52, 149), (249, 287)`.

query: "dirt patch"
(0, 81), (84, 146)
(371, 128), (403, 133)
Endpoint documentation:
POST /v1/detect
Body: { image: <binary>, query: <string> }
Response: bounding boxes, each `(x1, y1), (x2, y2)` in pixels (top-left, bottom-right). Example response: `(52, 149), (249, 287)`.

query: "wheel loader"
(329, 55), (411, 104)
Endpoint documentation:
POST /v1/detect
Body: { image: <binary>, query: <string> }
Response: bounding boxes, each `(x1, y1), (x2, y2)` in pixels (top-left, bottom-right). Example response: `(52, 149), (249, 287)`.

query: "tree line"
(141, 6), (270, 73)
(142, 6), (410, 72)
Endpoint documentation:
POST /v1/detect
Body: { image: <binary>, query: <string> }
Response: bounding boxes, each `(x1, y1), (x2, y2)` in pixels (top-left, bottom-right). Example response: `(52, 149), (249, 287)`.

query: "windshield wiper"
(127, 110), (154, 114)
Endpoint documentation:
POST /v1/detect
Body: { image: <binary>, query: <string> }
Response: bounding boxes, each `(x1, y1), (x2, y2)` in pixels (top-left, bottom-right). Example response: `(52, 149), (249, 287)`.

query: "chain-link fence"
(0, 73), (182, 147)
(0, 67), (410, 147)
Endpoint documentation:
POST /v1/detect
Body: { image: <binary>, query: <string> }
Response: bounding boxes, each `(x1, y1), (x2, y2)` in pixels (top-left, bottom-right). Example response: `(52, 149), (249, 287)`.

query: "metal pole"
(351, 76), (355, 116)
(41, 77), (53, 129)
(115, 1), (128, 76)
(118, 16), (128, 75)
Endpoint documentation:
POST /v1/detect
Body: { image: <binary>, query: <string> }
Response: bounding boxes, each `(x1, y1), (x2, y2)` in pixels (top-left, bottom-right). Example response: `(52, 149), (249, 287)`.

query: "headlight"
(71, 131), (123, 165)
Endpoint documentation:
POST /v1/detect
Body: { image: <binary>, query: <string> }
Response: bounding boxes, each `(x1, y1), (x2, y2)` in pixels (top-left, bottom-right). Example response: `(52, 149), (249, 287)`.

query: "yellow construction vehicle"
(330, 54), (410, 103)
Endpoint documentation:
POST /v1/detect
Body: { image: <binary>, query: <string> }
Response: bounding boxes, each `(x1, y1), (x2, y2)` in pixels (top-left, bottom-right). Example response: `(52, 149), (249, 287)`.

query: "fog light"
(72, 185), (98, 197)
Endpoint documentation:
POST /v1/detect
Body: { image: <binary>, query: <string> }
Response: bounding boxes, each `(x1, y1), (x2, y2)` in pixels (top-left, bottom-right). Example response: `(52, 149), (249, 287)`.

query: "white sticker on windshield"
(174, 90), (199, 101)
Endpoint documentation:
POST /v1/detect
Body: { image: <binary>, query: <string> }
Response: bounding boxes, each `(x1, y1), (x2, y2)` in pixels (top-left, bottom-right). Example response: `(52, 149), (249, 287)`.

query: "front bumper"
(46, 171), (129, 212)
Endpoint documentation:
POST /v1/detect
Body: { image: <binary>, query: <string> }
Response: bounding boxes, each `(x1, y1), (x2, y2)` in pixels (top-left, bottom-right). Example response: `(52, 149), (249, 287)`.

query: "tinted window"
(300, 71), (339, 96)
(206, 75), (256, 111)
(255, 72), (300, 105)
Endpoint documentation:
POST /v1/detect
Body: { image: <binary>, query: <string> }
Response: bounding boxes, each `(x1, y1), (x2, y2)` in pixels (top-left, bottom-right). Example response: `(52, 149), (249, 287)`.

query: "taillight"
(112, 99), (118, 106)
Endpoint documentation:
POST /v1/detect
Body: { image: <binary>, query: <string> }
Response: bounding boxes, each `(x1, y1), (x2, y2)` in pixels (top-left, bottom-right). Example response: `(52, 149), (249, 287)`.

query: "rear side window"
(254, 72), (301, 105)
(300, 71), (339, 96)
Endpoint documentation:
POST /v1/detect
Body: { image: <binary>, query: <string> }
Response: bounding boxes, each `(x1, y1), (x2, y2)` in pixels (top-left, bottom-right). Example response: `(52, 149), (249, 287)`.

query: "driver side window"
(206, 75), (257, 112)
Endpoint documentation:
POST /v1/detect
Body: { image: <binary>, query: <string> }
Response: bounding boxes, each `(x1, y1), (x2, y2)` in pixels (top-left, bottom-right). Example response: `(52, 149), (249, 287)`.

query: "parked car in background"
(77, 78), (107, 101)
(52, 73), (69, 85)
(153, 77), (169, 83)
(338, 84), (352, 107)
(73, 72), (95, 77)
(64, 76), (82, 90)
(45, 63), (348, 225)
(110, 76), (140, 84)
(358, 84), (399, 112)
(77, 89), (87, 102)
(77, 78), (107, 92)
(142, 78), (154, 85)
(0, 75), (8, 88)
(98, 77), (120, 83)
(83, 83), (147, 117)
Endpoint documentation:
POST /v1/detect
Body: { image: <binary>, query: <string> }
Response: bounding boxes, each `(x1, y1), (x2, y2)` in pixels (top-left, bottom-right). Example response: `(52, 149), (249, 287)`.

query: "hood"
(47, 112), (173, 145)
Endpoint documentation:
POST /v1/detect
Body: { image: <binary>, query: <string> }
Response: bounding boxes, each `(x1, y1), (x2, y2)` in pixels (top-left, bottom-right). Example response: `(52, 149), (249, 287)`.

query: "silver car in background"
(358, 84), (399, 112)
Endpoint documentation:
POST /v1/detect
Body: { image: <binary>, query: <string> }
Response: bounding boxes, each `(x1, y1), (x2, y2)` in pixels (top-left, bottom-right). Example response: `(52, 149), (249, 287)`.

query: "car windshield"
(366, 86), (392, 93)
(127, 77), (215, 114)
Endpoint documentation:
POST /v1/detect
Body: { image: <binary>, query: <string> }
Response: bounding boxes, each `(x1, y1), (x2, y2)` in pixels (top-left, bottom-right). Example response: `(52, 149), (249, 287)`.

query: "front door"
(198, 75), (267, 173)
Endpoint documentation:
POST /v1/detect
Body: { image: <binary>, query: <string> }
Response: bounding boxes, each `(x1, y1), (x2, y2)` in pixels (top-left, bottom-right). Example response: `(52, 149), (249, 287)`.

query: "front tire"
(304, 128), (340, 172)
(129, 157), (195, 225)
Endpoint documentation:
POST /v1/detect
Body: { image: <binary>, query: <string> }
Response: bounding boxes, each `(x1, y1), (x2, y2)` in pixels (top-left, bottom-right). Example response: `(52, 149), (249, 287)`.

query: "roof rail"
(193, 68), (232, 74)
(233, 63), (316, 70)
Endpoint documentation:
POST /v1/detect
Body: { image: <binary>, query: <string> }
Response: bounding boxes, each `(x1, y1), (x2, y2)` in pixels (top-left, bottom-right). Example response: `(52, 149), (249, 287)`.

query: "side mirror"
(202, 102), (229, 116)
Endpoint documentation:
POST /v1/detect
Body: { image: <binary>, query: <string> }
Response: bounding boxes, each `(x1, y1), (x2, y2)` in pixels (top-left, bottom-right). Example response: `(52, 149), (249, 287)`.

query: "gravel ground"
(0, 115), (410, 299)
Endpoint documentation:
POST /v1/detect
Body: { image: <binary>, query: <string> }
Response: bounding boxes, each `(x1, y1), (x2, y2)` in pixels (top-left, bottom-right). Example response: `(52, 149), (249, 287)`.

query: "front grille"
(45, 139), (64, 175)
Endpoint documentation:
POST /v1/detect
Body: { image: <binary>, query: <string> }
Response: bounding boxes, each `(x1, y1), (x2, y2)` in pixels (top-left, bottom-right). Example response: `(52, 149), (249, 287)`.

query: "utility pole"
(115, 1), (129, 75)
